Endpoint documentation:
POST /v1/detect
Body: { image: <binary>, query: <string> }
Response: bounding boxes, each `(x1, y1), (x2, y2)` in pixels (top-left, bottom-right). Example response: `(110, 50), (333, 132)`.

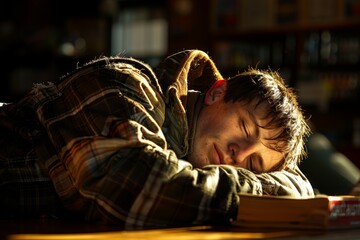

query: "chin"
(187, 150), (209, 167)
(187, 157), (202, 168)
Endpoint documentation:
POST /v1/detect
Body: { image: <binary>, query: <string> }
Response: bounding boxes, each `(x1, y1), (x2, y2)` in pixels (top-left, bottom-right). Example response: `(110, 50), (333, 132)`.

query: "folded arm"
(48, 117), (313, 228)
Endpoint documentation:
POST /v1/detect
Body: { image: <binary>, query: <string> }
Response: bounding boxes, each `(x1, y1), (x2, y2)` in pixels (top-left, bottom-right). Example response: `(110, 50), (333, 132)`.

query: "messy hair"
(224, 68), (310, 170)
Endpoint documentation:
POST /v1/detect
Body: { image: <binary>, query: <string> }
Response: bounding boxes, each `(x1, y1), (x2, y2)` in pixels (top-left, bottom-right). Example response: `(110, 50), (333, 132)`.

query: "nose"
(228, 141), (257, 165)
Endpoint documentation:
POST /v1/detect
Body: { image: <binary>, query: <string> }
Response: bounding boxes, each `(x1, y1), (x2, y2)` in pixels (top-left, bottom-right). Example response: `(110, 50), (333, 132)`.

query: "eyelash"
(249, 157), (258, 173)
(249, 157), (253, 170)
(241, 120), (258, 173)
(242, 121), (250, 137)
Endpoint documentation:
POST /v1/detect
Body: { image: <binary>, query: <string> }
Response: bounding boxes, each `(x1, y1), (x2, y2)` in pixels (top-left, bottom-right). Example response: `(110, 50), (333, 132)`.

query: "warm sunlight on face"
(187, 81), (284, 173)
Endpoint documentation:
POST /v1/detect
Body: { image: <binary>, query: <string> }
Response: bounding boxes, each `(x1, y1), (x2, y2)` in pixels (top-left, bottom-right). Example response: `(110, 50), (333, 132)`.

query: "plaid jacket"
(0, 50), (314, 228)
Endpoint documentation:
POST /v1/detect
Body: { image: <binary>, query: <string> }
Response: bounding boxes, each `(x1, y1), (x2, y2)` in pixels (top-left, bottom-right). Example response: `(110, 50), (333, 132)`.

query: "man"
(0, 50), (313, 228)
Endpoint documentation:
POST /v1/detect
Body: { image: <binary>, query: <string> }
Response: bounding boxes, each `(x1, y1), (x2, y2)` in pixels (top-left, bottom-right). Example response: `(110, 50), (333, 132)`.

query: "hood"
(154, 50), (223, 158)
(155, 49), (223, 106)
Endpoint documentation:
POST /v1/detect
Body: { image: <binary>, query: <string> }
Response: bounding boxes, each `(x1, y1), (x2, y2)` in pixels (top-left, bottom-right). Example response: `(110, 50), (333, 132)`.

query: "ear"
(204, 80), (227, 105)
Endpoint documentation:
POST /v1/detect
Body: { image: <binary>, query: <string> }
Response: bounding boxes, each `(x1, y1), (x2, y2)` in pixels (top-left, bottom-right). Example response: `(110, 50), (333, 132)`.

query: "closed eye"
(248, 155), (262, 173)
(249, 157), (256, 173)
(241, 120), (250, 138)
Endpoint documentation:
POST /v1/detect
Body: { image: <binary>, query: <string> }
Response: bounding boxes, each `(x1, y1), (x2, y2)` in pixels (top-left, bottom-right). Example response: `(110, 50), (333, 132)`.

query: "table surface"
(0, 218), (360, 240)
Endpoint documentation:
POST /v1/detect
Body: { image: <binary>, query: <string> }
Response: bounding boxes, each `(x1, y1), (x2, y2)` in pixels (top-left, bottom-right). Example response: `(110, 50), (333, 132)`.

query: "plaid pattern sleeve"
(0, 53), (314, 228)
(0, 153), (66, 218)
(0, 105), (66, 218)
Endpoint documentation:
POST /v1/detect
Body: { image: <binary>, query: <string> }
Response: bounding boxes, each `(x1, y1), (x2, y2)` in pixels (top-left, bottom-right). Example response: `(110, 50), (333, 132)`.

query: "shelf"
(211, 20), (360, 38)
(207, 0), (360, 150)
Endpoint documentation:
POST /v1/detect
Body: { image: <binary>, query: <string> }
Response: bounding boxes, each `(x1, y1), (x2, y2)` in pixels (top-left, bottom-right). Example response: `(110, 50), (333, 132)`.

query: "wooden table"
(0, 219), (360, 240)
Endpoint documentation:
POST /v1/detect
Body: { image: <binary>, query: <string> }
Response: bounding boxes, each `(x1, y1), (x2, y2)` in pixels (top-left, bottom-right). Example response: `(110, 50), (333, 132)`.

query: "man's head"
(187, 68), (310, 172)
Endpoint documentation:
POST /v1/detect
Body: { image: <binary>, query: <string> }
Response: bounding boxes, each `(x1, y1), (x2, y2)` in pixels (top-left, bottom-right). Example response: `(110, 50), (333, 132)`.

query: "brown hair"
(224, 68), (310, 170)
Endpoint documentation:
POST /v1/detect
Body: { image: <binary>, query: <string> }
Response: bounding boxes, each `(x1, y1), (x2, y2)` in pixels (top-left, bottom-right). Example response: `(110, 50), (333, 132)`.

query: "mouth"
(213, 144), (224, 165)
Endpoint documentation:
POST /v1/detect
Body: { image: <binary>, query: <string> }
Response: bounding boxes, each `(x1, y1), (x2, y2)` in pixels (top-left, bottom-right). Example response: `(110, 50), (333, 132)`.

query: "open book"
(232, 193), (360, 230)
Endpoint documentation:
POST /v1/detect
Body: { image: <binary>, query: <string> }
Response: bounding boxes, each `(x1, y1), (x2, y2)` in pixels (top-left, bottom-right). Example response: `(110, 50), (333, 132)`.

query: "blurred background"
(1, 0), (360, 169)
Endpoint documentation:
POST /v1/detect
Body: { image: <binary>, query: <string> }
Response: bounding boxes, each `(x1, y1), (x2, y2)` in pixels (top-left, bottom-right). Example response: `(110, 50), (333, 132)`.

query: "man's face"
(187, 81), (284, 173)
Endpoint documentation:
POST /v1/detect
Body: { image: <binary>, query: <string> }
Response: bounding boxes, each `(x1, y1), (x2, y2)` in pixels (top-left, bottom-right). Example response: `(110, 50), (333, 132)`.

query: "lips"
(213, 144), (224, 165)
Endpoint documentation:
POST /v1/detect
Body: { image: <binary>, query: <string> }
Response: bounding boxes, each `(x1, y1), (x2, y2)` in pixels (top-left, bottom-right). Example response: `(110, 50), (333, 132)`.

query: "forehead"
(246, 101), (284, 140)
(244, 99), (270, 119)
(242, 100), (286, 170)
(241, 99), (275, 128)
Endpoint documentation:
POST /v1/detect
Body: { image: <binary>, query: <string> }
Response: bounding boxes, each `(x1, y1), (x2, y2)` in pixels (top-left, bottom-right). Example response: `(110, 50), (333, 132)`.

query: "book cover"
(328, 196), (360, 229)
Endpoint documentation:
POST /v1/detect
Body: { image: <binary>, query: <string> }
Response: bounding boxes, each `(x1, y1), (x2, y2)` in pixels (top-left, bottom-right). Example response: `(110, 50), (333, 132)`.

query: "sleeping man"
(0, 49), (313, 228)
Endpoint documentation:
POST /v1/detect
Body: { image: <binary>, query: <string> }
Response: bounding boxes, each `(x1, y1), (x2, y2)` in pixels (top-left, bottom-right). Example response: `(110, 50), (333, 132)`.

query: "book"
(232, 193), (360, 230)
(298, 0), (344, 25)
(237, 0), (277, 30)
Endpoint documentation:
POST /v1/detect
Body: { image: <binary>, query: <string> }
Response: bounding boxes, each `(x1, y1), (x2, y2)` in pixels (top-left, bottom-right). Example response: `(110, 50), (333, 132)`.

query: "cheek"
(200, 122), (225, 140)
(197, 104), (239, 140)
(215, 114), (240, 135)
(189, 139), (211, 167)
